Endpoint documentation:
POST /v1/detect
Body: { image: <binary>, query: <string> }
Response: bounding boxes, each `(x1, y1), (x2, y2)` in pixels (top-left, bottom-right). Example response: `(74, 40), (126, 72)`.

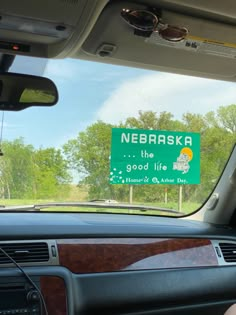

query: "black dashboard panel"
(0, 212), (233, 239)
(0, 212), (235, 315)
(74, 267), (236, 315)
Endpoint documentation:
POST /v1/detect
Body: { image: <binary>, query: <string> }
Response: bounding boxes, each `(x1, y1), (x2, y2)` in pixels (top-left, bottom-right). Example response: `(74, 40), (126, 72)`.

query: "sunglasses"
(121, 9), (188, 42)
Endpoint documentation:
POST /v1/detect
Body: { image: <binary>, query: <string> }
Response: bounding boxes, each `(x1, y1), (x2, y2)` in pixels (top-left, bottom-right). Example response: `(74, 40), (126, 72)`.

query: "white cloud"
(96, 72), (236, 123)
(44, 60), (77, 80)
(53, 120), (91, 149)
(3, 122), (20, 129)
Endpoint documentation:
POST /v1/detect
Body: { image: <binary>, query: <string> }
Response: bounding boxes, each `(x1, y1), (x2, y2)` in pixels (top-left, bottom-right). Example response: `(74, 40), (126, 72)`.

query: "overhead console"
(0, 0), (108, 58)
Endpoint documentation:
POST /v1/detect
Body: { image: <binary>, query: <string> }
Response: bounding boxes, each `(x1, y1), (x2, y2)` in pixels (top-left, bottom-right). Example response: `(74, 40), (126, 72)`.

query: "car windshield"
(0, 55), (235, 216)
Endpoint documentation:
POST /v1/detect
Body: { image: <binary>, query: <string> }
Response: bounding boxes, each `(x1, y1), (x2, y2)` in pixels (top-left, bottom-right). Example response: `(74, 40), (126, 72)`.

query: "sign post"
(178, 185), (183, 212)
(164, 188), (168, 204)
(110, 128), (200, 186)
(129, 185), (133, 204)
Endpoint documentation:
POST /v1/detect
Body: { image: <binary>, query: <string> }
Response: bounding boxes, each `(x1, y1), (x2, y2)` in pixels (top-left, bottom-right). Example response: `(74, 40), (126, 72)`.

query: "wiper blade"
(34, 202), (184, 215)
(0, 202), (184, 215)
(0, 205), (40, 212)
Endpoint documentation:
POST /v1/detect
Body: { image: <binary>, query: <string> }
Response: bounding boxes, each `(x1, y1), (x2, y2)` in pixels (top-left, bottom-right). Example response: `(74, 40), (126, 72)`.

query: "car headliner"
(0, 0), (234, 81)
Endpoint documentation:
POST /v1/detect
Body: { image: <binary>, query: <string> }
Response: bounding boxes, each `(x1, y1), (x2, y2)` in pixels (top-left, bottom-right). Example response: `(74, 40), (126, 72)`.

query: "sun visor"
(80, 1), (236, 81)
(146, 10), (236, 60)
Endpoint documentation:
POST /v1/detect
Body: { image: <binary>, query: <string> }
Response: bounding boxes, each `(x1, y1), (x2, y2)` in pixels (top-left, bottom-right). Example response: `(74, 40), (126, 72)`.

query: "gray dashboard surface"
(0, 212), (233, 239)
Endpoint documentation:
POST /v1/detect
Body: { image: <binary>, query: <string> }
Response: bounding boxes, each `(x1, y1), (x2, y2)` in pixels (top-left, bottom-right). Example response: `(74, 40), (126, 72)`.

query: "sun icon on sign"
(180, 147), (193, 161)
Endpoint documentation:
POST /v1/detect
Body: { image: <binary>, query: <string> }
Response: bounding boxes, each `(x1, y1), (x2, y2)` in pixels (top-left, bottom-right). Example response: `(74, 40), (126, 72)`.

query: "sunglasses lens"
(121, 9), (158, 31)
(159, 26), (188, 42)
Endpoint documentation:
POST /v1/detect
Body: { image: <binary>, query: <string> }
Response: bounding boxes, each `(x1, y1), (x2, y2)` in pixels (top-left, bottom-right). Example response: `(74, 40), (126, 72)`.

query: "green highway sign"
(110, 128), (200, 185)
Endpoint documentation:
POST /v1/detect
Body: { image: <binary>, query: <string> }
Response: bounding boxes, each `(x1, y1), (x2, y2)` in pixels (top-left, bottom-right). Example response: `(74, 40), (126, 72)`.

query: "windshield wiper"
(0, 202), (185, 216)
(0, 205), (41, 212)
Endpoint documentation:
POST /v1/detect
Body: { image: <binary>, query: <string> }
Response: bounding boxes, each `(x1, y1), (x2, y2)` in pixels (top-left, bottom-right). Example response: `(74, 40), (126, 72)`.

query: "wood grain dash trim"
(40, 276), (67, 315)
(57, 238), (218, 273)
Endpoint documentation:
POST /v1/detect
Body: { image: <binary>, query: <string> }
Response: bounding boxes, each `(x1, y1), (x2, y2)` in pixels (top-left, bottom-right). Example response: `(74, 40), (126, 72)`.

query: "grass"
(0, 199), (54, 206)
(142, 201), (201, 214)
(0, 199), (201, 216)
(66, 185), (89, 201)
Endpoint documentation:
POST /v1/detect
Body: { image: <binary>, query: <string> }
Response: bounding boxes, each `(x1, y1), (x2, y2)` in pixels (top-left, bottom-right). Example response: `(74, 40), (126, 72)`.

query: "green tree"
(217, 104), (236, 133)
(64, 121), (123, 199)
(64, 111), (185, 201)
(33, 148), (71, 199)
(0, 138), (35, 199)
(124, 110), (183, 131)
(63, 106), (236, 207)
(182, 113), (207, 133)
(183, 106), (236, 203)
(0, 140), (72, 200)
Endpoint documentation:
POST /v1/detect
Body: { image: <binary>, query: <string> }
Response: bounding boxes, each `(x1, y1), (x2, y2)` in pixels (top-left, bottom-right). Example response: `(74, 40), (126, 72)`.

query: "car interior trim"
(57, 238), (218, 273)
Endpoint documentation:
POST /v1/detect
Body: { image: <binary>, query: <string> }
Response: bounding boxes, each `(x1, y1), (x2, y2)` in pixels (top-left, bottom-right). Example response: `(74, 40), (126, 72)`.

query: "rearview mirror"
(0, 73), (58, 111)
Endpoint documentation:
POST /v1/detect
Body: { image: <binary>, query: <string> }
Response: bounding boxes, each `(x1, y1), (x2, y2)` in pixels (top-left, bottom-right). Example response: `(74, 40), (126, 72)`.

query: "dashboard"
(0, 212), (236, 315)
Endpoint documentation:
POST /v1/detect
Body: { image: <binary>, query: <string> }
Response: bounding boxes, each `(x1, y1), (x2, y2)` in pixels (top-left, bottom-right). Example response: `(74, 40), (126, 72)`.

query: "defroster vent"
(219, 242), (236, 263)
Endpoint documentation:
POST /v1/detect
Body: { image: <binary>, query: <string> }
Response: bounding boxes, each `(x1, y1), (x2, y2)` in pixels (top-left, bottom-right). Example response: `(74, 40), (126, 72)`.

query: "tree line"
(1, 104), (236, 204)
(0, 138), (71, 199)
(64, 104), (236, 205)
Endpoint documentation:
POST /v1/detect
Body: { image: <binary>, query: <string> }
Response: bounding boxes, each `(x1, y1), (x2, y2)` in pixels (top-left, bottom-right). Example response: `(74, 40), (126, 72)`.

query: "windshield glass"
(1, 56), (235, 216)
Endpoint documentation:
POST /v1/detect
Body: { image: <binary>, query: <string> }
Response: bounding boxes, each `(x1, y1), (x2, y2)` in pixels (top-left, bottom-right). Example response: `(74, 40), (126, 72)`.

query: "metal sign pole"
(129, 185), (133, 204)
(178, 185), (183, 212)
(164, 187), (168, 204)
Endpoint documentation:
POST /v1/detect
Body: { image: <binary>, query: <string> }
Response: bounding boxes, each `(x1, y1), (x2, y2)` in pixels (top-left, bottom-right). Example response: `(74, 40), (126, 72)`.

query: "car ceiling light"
(0, 13), (73, 39)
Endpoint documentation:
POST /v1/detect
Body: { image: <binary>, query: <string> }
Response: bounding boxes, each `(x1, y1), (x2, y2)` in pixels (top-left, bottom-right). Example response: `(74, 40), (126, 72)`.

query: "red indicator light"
(12, 45), (20, 51)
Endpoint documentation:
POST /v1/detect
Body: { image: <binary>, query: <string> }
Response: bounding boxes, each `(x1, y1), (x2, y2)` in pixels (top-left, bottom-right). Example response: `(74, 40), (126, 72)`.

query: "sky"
(2, 55), (236, 149)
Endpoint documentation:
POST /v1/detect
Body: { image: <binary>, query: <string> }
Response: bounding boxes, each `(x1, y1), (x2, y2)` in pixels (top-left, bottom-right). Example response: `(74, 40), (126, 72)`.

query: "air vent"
(219, 243), (236, 263)
(0, 242), (49, 264)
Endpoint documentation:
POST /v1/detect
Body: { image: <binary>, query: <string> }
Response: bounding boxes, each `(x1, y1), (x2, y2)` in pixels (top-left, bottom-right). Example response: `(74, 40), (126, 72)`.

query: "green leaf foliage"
(1, 105), (236, 205)
(0, 140), (71, 199)
(63, 106), (236, 204)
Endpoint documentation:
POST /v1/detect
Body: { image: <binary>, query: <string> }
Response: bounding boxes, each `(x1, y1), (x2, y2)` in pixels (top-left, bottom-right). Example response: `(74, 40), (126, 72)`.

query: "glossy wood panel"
(40, 276), (67, 315)
(57, 238), (218, 273)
